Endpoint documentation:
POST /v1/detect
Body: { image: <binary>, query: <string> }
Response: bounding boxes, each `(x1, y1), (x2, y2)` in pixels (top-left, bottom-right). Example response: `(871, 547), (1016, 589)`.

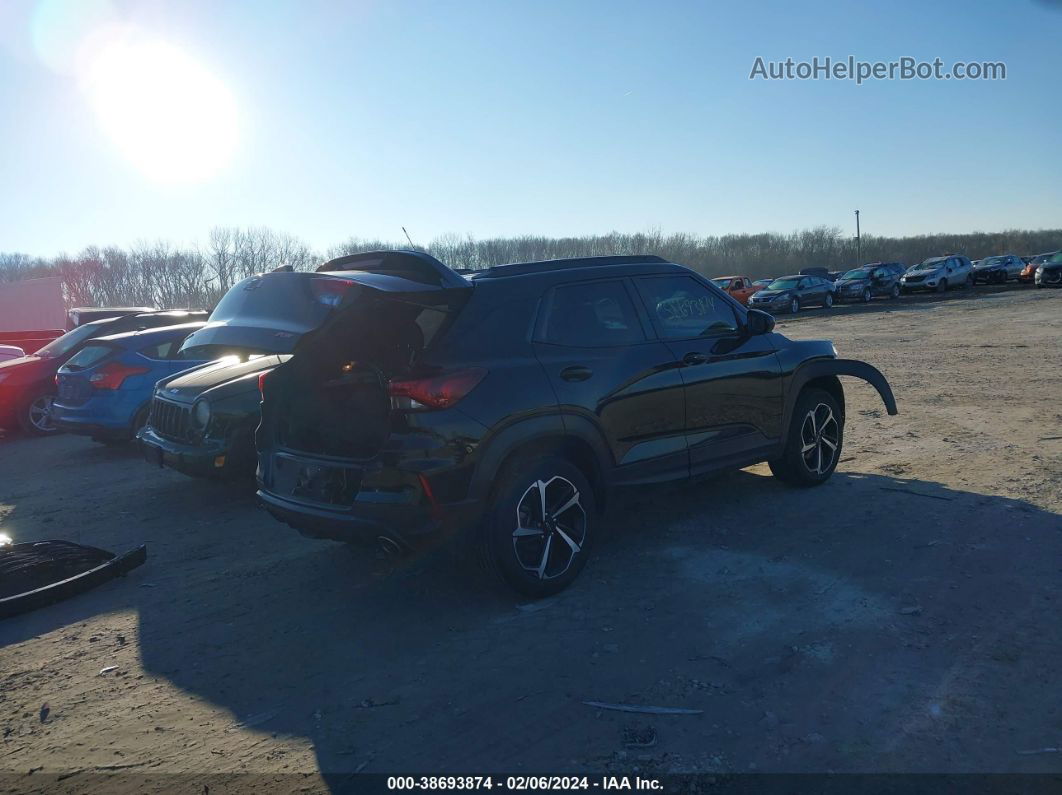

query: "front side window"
(635, 275), (738, 340)
(540, 280), (645, 347)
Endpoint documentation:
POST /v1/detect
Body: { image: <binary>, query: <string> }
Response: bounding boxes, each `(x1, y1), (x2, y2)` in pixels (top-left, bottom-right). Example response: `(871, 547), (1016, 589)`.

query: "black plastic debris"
(0, 540), (147, 619)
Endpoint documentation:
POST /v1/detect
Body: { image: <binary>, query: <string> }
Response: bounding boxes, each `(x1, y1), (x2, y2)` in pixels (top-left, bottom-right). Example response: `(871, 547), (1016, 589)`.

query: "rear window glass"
(208, 274), (335, 330)
(64, 344), (114, 370)
(540, 281), (645, 347)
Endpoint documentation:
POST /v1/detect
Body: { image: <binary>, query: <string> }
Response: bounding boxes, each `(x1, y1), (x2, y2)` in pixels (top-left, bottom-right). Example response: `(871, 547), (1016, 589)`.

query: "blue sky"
(1, 0), (1060, 257)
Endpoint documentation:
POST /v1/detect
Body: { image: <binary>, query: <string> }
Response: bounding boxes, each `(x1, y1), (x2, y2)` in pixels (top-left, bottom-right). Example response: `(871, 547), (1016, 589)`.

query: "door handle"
(560, 366), (593, 382)
(682, 352), (707, 366)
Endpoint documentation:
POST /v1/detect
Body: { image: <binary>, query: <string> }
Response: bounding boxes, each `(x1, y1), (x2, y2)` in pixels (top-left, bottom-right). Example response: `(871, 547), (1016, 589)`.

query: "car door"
(733, 278), (753, 305)
(632, 273), (784, 474)
(533, 278), (689, 484)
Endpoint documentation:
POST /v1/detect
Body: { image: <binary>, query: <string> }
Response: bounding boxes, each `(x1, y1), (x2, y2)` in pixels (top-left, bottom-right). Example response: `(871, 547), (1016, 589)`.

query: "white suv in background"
(899, 255), (972, 293)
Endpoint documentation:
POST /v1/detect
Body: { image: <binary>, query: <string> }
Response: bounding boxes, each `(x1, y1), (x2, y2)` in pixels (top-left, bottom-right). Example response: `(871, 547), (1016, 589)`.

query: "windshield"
(981, 256), (1008, 266)
(34, 323), (105, 359)
(768, 278), (800, 290)
(710, 278), (730, 287)
(917, 260), (943, 271)
(842, 269), (871, 280)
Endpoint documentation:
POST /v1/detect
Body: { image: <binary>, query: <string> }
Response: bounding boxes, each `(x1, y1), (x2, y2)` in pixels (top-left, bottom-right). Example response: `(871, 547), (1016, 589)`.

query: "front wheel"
(823, 293), (834, 309)
(19, 392), (58, 436)
(789, 297), (801, 314)
(862, 287), (872, 303)
(770, 388), (844, 487)
(890, 284), (900, 299)
(481, 456), (596, 597)
(936, 279), (948, 293)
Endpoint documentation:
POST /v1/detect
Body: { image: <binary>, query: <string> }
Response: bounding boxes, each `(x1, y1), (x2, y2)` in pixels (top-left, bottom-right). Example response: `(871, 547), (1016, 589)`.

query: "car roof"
(94, 321), (207, 346)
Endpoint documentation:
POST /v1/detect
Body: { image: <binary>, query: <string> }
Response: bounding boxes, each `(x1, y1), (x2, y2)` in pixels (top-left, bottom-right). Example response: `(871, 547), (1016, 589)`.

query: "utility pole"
(855, 210), (861, 264)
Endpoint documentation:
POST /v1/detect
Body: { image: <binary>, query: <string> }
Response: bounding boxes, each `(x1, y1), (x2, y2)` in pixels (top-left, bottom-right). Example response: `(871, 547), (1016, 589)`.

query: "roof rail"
(473, 254), (667, 279)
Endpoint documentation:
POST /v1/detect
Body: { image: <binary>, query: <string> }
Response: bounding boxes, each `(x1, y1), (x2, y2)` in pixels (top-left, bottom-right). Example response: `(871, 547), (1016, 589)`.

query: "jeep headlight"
(192, 399), (211, 429)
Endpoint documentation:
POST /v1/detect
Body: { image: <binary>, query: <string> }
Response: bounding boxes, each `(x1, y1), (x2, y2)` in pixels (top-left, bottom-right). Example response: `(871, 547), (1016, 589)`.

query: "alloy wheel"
(512, 475), (587, 581)
(28, 396), (56, 433)
(799, 402), (839, 476)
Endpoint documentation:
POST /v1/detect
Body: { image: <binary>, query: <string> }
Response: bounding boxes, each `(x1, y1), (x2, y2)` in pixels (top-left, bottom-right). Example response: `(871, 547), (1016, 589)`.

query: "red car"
(0, 311), (207, 435)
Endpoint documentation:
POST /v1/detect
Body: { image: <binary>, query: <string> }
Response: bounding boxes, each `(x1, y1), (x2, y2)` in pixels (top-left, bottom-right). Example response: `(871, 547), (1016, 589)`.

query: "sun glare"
(80, 31), (238, 183)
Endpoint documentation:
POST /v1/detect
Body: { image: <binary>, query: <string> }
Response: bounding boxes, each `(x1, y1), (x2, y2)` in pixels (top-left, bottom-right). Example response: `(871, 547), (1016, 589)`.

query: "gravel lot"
(1, 286), (1060, 790)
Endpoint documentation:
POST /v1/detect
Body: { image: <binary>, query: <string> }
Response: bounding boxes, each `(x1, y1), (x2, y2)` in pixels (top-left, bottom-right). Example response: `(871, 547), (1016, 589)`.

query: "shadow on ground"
(7, 459), (1060, 782)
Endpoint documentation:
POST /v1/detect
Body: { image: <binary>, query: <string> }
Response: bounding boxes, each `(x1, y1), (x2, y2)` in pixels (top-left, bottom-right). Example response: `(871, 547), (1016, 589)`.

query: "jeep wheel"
(789, 297), (800, 314)
(890, 284), (900, 299)
(823, 293), (834, 309)
(769, 388), (844, 487)
(482, 456), (596, 597)
(19, 393), (58, 436)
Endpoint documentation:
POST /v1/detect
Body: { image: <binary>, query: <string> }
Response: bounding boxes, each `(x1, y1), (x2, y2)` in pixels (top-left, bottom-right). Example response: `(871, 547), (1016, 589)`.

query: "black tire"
(890, 284), (900, 299)
(936, 279), (948, 294)
(769, 388), (844, 487)
(789, 297), (801, 314)
(861, 287), (871, 303)
(480, 455), (596, 598)
(18, 392), (59, 436)
(823, 292), (834, 309)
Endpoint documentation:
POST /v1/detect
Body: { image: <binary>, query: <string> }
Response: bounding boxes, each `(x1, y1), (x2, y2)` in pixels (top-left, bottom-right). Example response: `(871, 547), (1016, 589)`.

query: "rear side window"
(64, 344), (114, 370)
(540, 281), (645, 347)
(635, 275), (738, 340)
(139, 341), (177, 360)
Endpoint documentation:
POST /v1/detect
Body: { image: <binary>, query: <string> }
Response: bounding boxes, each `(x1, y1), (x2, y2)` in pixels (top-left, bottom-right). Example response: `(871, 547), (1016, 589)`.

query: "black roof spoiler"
(316, 250), (468, 289)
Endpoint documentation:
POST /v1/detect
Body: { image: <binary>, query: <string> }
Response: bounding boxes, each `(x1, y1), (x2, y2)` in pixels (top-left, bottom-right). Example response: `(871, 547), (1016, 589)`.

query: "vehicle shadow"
(8, 463), (1059, 780)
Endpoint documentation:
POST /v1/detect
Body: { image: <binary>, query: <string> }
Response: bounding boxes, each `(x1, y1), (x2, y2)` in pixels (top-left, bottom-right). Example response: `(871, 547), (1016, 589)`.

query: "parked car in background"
(828, 270), (845, 282)
(51, 323), (207, 444)
(833, 264), (902, 303)
(0, 345), (25, 362)
(138, 265), (363, 479)
(68, 307), (156, 328)
(748, 274), (834, 313)
(972, 254), (1025, 284)
(0, 311), (207, 435)
(899, 255), (972, 293)
(1035, 251), (1062, 288)
(752, 278), (774, 288)
(710, 275), (763, 305)
(256, 251), (896, 596)
(1021, 251), (1060, 283)
(798, 267), (833, 281)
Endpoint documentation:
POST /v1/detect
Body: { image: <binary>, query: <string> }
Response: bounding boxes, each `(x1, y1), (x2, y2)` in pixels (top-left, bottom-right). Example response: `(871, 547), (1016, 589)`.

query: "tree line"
(2, 225), (1059, 310)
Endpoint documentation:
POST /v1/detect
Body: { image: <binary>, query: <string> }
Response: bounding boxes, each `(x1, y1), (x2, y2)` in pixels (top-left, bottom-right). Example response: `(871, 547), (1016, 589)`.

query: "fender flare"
(786, 357), (897, 429)
(466, 413), (613, 503)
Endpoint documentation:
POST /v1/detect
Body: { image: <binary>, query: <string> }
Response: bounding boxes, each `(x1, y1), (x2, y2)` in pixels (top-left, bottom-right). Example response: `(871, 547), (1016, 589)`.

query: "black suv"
(255, 251), (896, 596)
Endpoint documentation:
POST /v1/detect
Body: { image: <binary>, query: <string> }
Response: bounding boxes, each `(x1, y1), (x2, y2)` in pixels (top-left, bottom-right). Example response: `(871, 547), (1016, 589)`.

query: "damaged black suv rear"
(257, 251), (897, 596)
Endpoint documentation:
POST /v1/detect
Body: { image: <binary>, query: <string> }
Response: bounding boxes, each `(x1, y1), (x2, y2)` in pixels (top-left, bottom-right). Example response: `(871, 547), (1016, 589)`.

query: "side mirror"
(746, 309), (775, 335)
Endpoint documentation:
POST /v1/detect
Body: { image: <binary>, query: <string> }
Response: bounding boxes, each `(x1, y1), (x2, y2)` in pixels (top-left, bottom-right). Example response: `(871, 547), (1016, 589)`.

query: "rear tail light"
(311, 277), (357, 307)
(89, 362), (149, 390)
(388, 368), (486, 410)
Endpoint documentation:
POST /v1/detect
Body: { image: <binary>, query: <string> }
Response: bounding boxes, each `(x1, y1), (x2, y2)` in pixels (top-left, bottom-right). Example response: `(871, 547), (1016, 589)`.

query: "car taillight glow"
(311, 277), (357, 307)
(89, 362), (149, 390)
(388, 368), (487, 410)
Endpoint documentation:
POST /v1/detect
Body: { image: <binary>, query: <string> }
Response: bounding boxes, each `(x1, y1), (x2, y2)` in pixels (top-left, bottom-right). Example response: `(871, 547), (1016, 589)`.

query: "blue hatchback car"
(52, 323), (208, 443)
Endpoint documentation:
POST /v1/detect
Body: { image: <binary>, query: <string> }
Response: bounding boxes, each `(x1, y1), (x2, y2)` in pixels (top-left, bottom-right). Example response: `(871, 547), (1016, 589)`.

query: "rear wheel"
(769, 388), (844, 487)
(19, 393), (58, 436)
(481, 455), (596, 598)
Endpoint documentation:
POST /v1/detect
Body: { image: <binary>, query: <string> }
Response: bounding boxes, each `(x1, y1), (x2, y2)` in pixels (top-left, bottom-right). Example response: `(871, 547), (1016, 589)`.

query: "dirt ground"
(1, 286), (1060, 791)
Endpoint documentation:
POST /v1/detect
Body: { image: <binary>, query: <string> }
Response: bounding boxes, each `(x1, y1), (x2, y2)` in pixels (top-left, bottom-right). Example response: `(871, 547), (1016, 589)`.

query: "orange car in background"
(710, 275), (764, 305)
(1021, 251), (1059, 283)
